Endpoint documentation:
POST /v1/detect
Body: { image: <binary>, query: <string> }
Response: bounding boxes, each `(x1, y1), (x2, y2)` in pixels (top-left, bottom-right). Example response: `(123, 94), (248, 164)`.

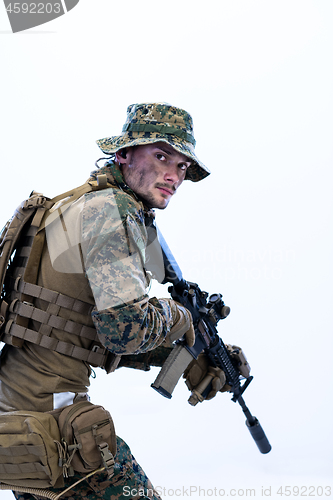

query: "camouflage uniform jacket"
(0, 162), (173, 412)
(83, 162), (173, 355)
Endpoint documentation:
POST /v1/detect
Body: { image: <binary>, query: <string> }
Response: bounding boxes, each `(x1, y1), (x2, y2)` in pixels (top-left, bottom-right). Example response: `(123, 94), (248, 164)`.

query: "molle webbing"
(0, 177), (116, 369)
(2, 279), (108, 367)
(0, 192), (51, 335)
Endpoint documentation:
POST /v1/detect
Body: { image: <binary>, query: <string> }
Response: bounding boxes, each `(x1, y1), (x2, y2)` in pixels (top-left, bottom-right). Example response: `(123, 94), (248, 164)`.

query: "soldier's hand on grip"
(183, 354), (229, 402)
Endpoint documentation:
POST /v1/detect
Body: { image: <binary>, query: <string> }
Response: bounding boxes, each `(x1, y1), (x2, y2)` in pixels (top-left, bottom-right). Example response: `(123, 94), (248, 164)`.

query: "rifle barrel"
(238, 396), (272, 454)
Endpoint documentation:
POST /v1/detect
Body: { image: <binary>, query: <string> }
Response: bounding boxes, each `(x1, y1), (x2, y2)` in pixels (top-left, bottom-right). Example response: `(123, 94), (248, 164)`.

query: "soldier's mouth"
(156, 185), (174, 196)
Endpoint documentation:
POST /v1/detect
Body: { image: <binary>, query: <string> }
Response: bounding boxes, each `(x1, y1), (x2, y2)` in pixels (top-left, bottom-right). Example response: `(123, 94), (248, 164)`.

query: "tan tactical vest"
(0, 174), (119, 374)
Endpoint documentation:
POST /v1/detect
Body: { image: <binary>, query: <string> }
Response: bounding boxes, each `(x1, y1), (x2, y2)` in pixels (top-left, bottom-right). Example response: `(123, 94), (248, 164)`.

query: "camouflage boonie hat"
(96, 102), (210, 182)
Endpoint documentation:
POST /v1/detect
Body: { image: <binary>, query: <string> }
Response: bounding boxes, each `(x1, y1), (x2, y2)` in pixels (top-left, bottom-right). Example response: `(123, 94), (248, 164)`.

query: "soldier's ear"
(115, 149), (127, 163)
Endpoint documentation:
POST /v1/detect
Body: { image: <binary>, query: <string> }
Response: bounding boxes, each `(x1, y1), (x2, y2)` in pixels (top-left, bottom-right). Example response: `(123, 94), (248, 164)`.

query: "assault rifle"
(150, 228), (272, 454)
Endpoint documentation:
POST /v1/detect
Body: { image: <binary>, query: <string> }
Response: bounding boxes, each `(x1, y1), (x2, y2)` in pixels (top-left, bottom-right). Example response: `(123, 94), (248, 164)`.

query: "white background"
(1, 1), (332, 499)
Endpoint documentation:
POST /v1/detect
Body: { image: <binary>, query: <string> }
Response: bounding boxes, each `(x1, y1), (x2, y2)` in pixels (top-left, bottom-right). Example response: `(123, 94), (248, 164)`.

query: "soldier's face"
(117, 143), (192, 209)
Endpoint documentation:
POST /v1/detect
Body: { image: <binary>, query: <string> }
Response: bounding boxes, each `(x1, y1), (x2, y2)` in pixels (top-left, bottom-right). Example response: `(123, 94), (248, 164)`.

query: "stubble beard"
(124, 158), (171, 210)
(138, 189), (170, 210)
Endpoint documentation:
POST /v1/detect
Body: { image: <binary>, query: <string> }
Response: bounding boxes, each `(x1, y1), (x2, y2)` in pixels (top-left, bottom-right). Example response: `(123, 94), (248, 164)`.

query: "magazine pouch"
(58, 401), (116, 478)
(0, 410), (63, 489)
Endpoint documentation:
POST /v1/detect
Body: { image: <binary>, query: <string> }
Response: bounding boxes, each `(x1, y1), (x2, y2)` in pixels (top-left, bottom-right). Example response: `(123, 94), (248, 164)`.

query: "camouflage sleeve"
(117, 344), (173, 371)
(81, 188), (173, 355)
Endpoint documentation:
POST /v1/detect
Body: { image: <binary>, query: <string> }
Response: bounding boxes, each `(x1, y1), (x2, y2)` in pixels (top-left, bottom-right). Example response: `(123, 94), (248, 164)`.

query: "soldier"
(0, 103), (226, 499)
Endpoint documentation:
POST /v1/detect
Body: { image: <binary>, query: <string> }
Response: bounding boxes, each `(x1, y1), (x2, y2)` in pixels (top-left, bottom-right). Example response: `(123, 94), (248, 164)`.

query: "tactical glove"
(183, 353), (228, 404)
(165, 299), (195, 347)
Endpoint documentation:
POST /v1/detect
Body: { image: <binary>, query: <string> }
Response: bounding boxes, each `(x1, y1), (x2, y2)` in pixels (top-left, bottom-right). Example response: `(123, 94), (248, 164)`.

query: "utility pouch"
(0, 410), (63, 489)
(58, 401), (116, 478)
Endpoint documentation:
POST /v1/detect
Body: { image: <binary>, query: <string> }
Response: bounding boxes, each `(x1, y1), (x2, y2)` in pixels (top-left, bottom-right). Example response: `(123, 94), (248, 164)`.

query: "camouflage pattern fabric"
(13, 436), (162, 500)
(43, 161), (174, 357)
(96, 102), (210, 183)
(6, 161), (177, 499)
(80, 164), (174, 355)
(118, 344), (173, 371)
(92, 298), (171, 355)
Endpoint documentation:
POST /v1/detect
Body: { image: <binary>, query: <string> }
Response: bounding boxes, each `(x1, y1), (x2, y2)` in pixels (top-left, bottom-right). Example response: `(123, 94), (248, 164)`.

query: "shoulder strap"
(24, 177), (113, 286)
